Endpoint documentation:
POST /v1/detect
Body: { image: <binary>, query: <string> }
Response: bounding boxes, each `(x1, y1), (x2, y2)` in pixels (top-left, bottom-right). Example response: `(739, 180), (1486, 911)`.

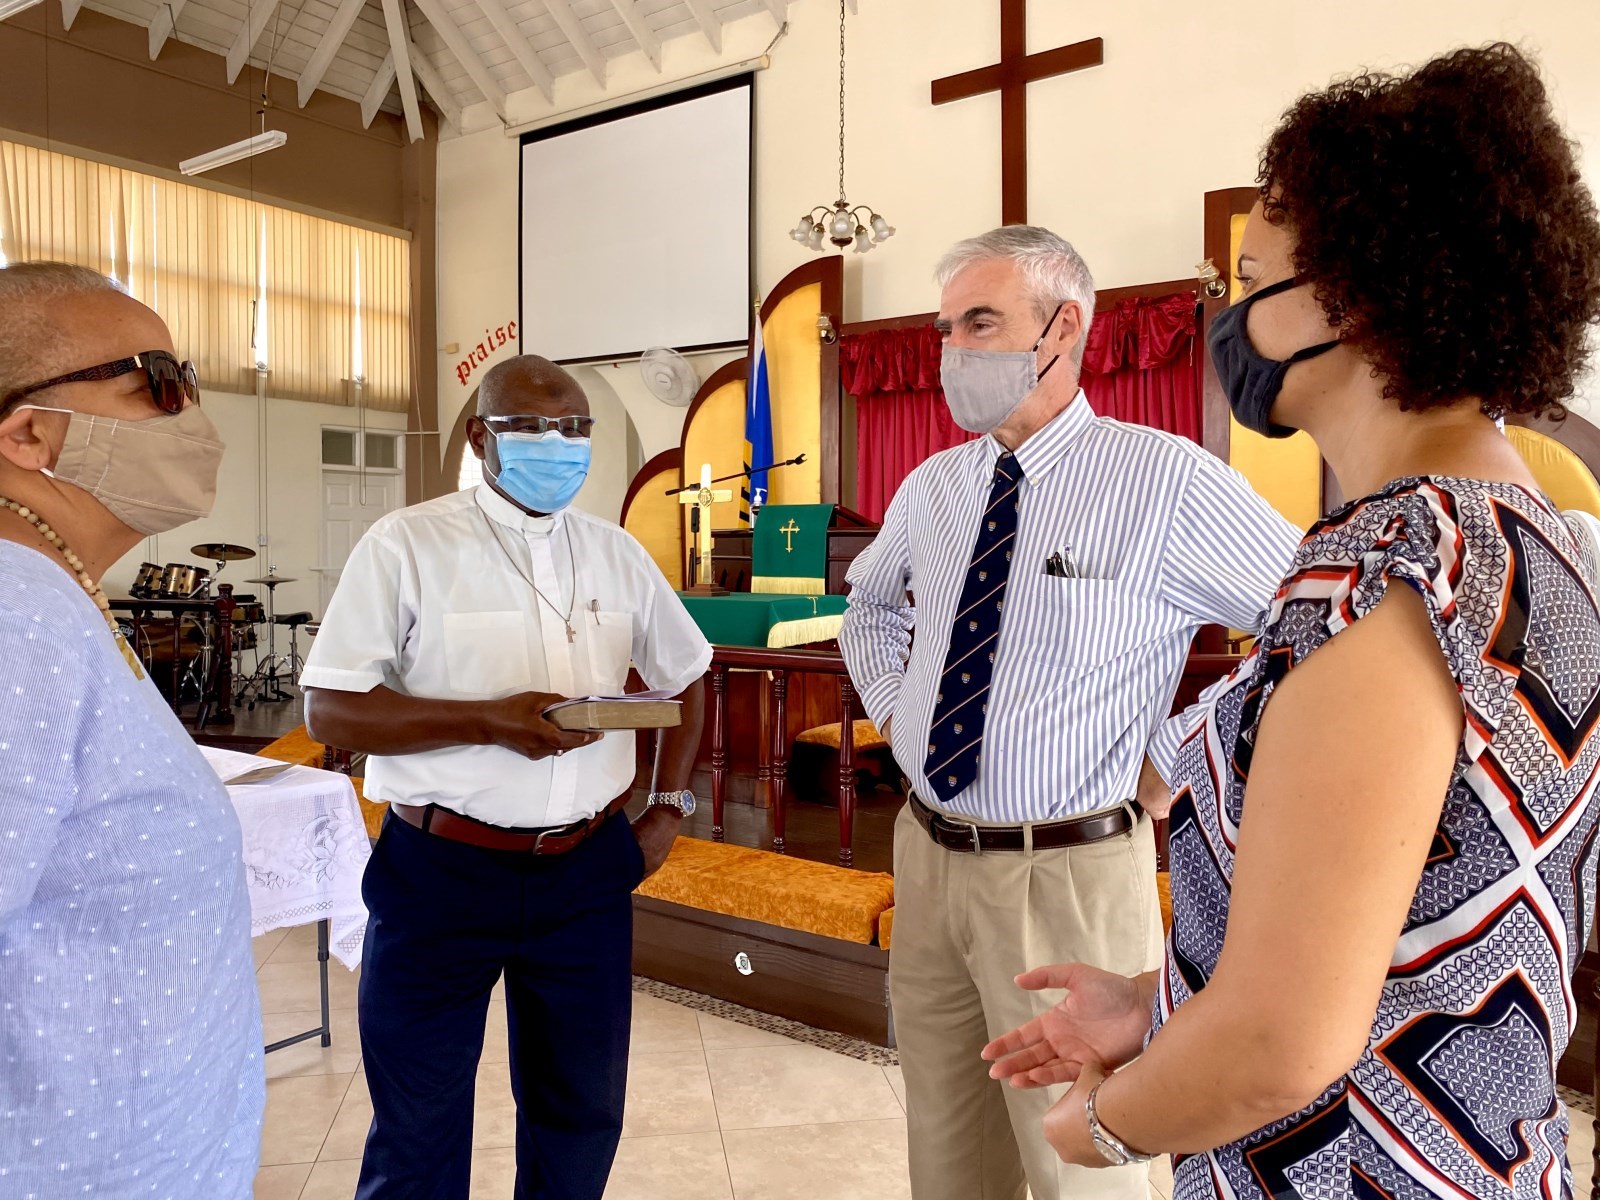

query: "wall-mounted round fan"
(639, 347), (700, 407)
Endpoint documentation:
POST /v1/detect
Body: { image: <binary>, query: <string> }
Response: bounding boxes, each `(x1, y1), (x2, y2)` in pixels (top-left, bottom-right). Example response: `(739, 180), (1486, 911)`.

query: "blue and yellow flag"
(742, 316), (774, 525)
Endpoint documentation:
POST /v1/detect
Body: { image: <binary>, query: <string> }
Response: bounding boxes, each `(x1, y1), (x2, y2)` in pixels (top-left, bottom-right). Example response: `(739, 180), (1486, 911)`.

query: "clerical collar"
(986, 389), (1094, 484)
(475, 482), (564, 537)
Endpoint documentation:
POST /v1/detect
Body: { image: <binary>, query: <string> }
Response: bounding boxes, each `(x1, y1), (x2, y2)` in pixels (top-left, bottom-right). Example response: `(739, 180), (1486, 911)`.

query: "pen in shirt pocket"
(1043, 546), (1080, 578)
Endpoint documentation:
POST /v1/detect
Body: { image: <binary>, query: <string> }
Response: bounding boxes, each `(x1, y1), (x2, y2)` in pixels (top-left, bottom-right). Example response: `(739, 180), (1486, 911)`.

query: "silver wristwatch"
(646, 789), (696, 817)
(1085, 1082), (1155, 1166)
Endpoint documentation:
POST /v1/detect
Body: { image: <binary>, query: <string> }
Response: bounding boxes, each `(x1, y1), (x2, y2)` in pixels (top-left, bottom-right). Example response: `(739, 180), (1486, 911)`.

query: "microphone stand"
(662, 453), (807, 497)
(665, 453), (808, 588)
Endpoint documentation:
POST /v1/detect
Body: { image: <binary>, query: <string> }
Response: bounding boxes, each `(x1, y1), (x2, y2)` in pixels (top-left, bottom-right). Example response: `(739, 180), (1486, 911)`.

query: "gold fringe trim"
(751, 575), (828, 596)
(766, 615), (845, 648)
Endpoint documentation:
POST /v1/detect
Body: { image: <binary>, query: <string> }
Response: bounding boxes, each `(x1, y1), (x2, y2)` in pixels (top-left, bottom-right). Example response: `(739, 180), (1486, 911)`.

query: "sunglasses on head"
(1, 350), (200, 417)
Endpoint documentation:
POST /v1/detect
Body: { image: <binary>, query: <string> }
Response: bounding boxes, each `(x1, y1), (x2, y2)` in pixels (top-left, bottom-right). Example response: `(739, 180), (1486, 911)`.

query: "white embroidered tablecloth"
(199, 745), (372, 968)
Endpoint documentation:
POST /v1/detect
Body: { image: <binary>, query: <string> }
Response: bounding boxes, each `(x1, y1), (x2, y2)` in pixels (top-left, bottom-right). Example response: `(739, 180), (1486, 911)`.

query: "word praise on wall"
(454, 320), (519, 387)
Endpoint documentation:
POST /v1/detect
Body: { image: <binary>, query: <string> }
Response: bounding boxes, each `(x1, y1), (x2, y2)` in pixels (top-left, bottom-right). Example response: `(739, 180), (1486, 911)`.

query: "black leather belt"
(908, 790), (1134, 853)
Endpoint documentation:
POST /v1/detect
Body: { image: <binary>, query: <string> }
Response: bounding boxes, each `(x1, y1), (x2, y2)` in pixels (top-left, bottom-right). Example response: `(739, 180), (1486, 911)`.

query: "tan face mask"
(19, 404), (225, 535)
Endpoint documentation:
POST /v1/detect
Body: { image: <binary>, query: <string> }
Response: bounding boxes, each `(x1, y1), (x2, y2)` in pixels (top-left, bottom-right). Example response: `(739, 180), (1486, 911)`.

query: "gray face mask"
(939, 303), (1064, 434)
(20, 403), (225, 535)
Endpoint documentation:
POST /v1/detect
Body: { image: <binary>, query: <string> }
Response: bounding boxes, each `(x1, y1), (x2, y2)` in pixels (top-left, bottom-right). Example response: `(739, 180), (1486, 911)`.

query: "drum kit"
(122, 541), (309, 712)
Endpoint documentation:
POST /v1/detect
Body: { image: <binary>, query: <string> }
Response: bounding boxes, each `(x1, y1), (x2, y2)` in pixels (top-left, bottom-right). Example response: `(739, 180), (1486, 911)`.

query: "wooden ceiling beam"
(413, 0), (511, 118)
(605, 0), (659, 72)
(470, 0), (555, 103)
(378, 0), (424, 141)
(541, 0), (604, 87)
(296, 0), (369, 106)
(682, 0), (720, 54)
(409, 40), (462, 128)
(147, 0), (187, 58)
(225, 0), (284, 84)
(360, 52), (398, 128)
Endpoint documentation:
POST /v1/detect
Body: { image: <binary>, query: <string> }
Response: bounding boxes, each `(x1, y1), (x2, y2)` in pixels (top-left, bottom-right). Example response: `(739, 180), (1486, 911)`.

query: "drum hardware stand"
(235, 569), (300, 709)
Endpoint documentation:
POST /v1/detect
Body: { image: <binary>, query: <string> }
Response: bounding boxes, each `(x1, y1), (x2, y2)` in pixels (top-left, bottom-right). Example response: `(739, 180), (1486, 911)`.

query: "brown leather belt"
(908, 790), (1134, 853)
(392, 794), (630, 855)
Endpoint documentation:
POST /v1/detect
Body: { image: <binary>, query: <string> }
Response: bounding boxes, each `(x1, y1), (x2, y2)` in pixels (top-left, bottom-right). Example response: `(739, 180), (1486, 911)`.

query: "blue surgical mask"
(491, 429), (590, 514)
(1207, 275), (1339, 438)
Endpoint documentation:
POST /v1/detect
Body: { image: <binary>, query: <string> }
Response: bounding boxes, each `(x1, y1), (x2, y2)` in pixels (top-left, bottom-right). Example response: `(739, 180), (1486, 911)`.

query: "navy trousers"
(354, 808), (646, 1200)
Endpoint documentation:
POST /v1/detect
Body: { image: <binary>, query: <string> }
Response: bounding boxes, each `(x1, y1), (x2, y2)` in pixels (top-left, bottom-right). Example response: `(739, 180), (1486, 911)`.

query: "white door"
(319, 471), (400, 613)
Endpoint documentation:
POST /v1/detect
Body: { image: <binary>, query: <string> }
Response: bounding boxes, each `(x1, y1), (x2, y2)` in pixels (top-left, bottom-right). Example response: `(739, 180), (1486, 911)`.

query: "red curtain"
(842, 293), (1203, 523)
(842, 325), (977, 523)
(1080, 292), (1203, 444)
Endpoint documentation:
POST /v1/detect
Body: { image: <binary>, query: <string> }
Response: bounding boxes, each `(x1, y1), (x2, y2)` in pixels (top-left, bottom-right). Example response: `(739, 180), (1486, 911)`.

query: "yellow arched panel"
(1507, 425), (1600, 518)
(683, 378), (748, 541)
(763, 284), (823, 505)
(1224, 211), (1323, 530)
(623, 465), (685, 589)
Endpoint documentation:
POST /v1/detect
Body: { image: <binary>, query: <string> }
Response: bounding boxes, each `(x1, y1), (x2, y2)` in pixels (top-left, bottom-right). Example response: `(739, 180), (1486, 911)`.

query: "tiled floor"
(251, 923), (1593, 1200)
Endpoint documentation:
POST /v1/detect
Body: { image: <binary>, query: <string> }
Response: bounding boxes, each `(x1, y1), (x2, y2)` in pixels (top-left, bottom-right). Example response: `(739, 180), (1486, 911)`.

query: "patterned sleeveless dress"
(1154, 477), (1600, 1200)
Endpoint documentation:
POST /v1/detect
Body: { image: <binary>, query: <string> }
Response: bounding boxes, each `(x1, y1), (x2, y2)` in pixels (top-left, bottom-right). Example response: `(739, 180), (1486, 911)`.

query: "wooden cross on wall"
(931, 0), (1104, 225)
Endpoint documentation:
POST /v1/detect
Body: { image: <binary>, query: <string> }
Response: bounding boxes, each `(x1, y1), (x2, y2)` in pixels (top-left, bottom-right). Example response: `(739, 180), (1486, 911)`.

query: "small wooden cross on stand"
(680, 463), (733, 594)
(931, 0), (1104, 225)
(780, 518), (800, 553)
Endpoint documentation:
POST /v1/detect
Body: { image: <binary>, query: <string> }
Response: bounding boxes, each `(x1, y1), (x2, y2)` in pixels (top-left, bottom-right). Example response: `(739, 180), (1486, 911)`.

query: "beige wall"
(435, 0), (1600, 520)
(0, 5), (414, 228)
(106, 390), (409, 622)
(433, 118), (740, 507)
(2, 2), (443, 521)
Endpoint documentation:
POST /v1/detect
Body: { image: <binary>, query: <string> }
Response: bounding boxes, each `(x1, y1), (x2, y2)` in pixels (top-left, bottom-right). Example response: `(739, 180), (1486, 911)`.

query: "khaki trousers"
(889, 801), (1163, 1200)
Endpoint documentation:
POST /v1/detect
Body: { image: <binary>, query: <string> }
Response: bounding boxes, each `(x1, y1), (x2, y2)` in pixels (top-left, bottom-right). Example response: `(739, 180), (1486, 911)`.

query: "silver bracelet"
(1085, 1081), (1156, 1166)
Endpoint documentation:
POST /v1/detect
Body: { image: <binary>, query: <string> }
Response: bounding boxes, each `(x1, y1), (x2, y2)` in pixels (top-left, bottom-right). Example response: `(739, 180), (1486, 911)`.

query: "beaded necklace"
(0, 497), (143, 678)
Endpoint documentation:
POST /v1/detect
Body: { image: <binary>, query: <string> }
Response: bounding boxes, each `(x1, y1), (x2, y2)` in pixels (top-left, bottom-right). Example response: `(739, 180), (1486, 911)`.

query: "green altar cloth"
(678, 592), (848, 648)
(751, 504), (834, 594)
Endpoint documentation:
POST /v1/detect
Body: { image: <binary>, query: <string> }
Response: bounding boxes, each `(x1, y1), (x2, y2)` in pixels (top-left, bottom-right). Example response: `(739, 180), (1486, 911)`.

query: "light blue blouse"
(0, 543), (263, 1199)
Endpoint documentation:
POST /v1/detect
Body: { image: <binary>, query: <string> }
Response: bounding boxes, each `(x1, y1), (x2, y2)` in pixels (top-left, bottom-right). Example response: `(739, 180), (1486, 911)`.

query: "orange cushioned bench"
(635, 835), (895, 946)
(260, 726), (387, 839)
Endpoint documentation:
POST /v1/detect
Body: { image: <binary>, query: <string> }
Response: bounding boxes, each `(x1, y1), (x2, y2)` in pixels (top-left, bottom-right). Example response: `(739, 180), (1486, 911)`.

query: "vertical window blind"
(0, 139), (411, 412)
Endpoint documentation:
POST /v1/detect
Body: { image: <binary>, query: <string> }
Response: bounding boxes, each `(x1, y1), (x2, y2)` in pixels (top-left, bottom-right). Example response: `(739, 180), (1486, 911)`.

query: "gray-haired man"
(840, 227), (1301, 1200)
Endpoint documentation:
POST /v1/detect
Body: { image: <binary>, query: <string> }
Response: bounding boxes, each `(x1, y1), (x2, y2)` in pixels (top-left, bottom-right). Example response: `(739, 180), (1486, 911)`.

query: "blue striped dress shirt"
(840, 392), (1303, 823)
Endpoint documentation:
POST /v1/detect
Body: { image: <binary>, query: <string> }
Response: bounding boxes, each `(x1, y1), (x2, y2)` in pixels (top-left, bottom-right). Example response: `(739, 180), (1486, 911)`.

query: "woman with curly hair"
(984, 43), (1600, 1199)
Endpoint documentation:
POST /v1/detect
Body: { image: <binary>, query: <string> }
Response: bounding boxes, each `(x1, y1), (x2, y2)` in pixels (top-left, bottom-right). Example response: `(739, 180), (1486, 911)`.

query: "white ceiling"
(73, 0), (791, 136)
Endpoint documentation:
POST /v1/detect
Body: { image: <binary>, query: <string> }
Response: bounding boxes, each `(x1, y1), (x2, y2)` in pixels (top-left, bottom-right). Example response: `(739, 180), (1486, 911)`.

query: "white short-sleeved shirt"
(300, 485), (712, 828)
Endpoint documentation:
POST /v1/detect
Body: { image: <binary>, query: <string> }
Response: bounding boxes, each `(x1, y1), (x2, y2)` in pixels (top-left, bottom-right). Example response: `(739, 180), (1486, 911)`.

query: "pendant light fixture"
(788, 0), (894, 254)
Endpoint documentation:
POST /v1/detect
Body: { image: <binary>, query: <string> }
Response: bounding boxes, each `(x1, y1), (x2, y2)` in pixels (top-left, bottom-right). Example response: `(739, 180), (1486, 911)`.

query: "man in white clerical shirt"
(302, 355), (711, 1200)
(840, 226), (1303, 1200)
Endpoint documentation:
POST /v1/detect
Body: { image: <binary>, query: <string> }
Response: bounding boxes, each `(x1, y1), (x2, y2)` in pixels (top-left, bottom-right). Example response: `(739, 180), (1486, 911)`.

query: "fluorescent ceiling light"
(179, 131), (288, 177)
(0, 0), (46, 20)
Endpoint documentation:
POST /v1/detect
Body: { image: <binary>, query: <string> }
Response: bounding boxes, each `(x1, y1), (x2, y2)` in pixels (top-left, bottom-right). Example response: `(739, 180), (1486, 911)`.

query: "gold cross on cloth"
(780, 518), (800, 552)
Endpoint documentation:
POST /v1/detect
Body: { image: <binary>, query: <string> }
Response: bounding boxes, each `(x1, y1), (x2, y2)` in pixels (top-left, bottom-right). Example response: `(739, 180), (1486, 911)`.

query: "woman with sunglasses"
(984, 44), (1600, 1199)
(0, 262), (261, 1197)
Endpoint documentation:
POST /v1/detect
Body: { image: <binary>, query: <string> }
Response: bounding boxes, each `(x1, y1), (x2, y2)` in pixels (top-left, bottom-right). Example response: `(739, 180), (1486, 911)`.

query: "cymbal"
(192, 543), (256, 562)
(244, 574), (298, 585)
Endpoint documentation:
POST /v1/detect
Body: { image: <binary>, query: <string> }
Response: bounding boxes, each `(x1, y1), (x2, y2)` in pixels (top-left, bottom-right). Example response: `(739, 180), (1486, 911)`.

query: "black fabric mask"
(1206, 275), (1339, 438)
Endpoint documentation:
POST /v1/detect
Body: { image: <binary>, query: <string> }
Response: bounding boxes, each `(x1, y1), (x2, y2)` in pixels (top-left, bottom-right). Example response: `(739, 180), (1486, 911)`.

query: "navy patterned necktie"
(924, 451), (1023, 804)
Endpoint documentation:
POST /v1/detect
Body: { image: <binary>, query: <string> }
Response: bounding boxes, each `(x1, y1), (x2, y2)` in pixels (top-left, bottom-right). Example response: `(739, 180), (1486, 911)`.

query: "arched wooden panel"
(442, 389), (479, 494)
(622, 448), (685, 587)
(1203, 190), (1323, 530)
(1510, 409), (1600, 481)
(757, 256), (843, 505)
(681, 358), (751, 578)
(1507, 410), (1600, 518)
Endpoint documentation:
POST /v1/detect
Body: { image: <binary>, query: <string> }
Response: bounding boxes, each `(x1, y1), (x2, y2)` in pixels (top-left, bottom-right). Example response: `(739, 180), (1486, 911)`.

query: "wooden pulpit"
(710, 505), (879, 595)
